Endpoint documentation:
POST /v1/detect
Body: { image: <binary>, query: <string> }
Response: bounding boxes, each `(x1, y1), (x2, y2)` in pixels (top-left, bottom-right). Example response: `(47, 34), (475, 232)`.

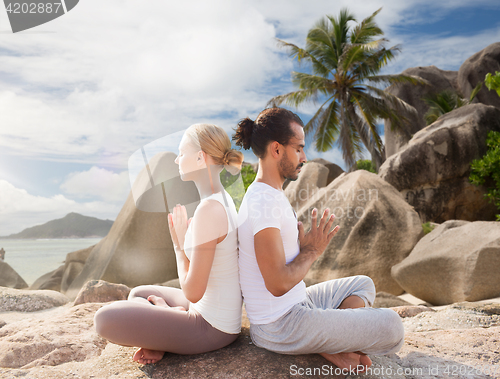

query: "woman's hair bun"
(223, 148), (244, 175)
(233, 117), (255, 150)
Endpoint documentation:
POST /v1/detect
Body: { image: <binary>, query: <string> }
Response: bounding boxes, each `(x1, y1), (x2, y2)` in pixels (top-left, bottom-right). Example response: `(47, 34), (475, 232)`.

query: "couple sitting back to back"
(94, 107), (404, 373)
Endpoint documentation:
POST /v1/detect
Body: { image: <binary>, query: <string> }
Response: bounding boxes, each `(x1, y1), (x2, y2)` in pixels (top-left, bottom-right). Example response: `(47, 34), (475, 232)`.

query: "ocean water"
(0, 238), (102, 286)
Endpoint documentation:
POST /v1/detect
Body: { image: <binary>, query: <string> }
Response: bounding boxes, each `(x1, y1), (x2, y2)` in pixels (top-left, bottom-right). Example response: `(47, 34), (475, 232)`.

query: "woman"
(94, 123), (244, 364)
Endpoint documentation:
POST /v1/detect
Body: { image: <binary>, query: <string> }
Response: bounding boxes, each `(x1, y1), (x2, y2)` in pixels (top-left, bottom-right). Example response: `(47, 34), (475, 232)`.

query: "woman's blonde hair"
(185, 123), (243, 174)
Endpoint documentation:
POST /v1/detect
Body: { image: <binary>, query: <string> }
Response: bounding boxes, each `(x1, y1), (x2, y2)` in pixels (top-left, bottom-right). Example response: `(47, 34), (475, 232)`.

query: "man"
(233, 107), (404, 373)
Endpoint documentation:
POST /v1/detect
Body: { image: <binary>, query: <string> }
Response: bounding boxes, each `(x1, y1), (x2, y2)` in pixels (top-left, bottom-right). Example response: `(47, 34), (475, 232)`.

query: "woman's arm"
(168, 200), (227, 303)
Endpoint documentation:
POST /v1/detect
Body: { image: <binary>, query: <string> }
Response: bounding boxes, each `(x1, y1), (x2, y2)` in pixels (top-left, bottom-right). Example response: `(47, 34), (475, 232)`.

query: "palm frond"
(312, 101), (340, 151)
(267, 88), (325, 108)
(292, 72), (334, 92)
(469, 82), (483, 102)
(350, 7), (383, 45)
(367, 74), (429, 87)
(327, 8), (356, 62)
(303, 95), (337, 136)
(351, 95), (383, 151)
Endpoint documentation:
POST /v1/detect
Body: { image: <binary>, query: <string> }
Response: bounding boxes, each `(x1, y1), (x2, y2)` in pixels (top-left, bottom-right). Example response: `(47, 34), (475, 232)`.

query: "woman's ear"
(197, 150), (206, 166)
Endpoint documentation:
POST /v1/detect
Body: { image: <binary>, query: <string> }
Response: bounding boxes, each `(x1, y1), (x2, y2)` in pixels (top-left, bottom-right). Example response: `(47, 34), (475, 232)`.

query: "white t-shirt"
(184, 190), (242, 334)
(238, 181), (306, 325)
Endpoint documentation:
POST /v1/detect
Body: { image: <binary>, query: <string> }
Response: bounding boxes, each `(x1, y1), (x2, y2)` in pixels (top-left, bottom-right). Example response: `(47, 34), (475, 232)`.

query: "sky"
(0, 0), (499, 235)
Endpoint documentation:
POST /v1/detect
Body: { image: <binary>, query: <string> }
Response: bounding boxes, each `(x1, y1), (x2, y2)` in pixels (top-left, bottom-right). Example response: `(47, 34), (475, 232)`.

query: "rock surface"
(379, 103), (500, 223)
(390, 305), (434, 318)
(296, 170), (423, 295)
(384, 65), (459, 157)
(392, 220), (500, 306)
(0, 303), (106, 369)
(458, 42), (500, 109)
(0, 261), (28, 289)
(73, 280), (131, 305)
(0, 287), (69, 312)
(65, 152), (197, 300)
(0, 299), (499, 378)
(285, 162), (329, 210)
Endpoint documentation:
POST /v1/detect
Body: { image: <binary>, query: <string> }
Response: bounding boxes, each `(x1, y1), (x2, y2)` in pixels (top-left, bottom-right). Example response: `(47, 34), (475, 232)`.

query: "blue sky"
(1, 0), (499, 235)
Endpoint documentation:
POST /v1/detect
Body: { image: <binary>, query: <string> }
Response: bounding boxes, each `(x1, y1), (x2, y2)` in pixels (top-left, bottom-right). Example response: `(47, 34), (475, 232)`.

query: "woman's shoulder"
(194, 197), (227, 222)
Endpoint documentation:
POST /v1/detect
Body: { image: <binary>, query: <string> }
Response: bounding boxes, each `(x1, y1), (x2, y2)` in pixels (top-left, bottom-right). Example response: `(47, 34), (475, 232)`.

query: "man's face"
(278, 122), (307, 181)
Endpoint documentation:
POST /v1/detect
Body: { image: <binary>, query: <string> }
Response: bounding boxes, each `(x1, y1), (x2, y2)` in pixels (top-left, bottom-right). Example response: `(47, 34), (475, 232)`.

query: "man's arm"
(254, 208), (339, 297)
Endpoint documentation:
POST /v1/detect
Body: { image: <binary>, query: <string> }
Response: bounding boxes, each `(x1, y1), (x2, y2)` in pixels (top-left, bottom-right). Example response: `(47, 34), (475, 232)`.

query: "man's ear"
(269, 141), (282, 159)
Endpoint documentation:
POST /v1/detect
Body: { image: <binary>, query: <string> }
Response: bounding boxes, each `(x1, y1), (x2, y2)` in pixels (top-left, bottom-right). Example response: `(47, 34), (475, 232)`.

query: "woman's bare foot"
(320, 351), (372, 374)
(133, 348), (164, 364)
(147, 295), (168, 307)
(148, 295), (186, 312)
(147, 295), (186, 311)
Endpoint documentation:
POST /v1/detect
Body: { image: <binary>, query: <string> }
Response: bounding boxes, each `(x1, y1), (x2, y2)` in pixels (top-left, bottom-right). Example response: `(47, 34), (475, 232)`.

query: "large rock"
(0, 287), (69, 312)
(285, 162), (329, 210)
(296, 170), (423, 295)
(29, 245), (95, 293)
(392, 220), (500, 306)
(310, 158), (344, 186)
(379, 103), (500, 223)
(73, 280), (131, 305)
(65, 152), (200, 300)
(384, 65), (459, 157)
(458, 42), (500, 109)
(0, 261), (28, 289)
(30, 264), (65, 291)
(60, 245), (94, 292)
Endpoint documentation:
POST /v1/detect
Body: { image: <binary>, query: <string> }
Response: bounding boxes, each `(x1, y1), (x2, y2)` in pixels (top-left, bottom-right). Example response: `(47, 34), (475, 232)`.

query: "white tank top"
(183, 190), (242, 334)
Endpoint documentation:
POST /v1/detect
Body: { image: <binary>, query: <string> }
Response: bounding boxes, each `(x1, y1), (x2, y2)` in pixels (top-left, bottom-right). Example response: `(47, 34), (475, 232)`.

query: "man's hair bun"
(233, 117), (255, 150)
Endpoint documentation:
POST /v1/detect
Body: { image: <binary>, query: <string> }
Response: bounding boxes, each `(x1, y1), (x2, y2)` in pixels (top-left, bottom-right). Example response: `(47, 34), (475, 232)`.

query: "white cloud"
(60, 166), (130, 203)
(385, 27), (500, 73)
(0, 179), (122, 236)
(0, 0), (288, 168)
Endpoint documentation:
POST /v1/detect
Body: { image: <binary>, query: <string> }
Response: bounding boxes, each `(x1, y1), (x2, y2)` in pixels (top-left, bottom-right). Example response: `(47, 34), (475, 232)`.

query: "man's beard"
(279, 150), (303, 181)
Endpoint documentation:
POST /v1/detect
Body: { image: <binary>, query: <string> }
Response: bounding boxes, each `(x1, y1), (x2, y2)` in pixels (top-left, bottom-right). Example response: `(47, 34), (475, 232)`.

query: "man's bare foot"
(148, 295), (186, 311)
(320, 351), (372, 374)
(133, 348), (164, 364)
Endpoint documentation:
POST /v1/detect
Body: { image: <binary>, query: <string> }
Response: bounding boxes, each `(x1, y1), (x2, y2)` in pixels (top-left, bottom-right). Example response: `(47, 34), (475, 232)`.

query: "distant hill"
(1, 213), (114, 239)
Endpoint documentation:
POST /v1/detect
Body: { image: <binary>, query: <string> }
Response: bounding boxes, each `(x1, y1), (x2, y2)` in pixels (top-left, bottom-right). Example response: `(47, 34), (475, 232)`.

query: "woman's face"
(175, 135), (203, 181)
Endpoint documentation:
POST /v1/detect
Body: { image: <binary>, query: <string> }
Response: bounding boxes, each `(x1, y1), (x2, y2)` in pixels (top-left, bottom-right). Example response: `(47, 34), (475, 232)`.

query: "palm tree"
(423, 84), (482, 125)
(268, 8), (425, 170)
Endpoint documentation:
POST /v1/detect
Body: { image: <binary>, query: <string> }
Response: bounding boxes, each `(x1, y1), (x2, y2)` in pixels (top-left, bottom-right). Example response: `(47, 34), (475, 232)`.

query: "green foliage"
(485, 71), (500, 97)
(219, 164), (257, 211)
(422, 222), (436, 235)
(423, 83), (482, 126)
(220, 169), (244, 211)
(469, 131), (500, 221)
(241, 164), (257, 191)
(268, 7), (425, 171)
(355, 159), (376, 173)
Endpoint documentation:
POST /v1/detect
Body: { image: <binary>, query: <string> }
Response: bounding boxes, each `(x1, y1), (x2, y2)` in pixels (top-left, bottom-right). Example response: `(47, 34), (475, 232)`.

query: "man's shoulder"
(246, 181), (284, 200)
